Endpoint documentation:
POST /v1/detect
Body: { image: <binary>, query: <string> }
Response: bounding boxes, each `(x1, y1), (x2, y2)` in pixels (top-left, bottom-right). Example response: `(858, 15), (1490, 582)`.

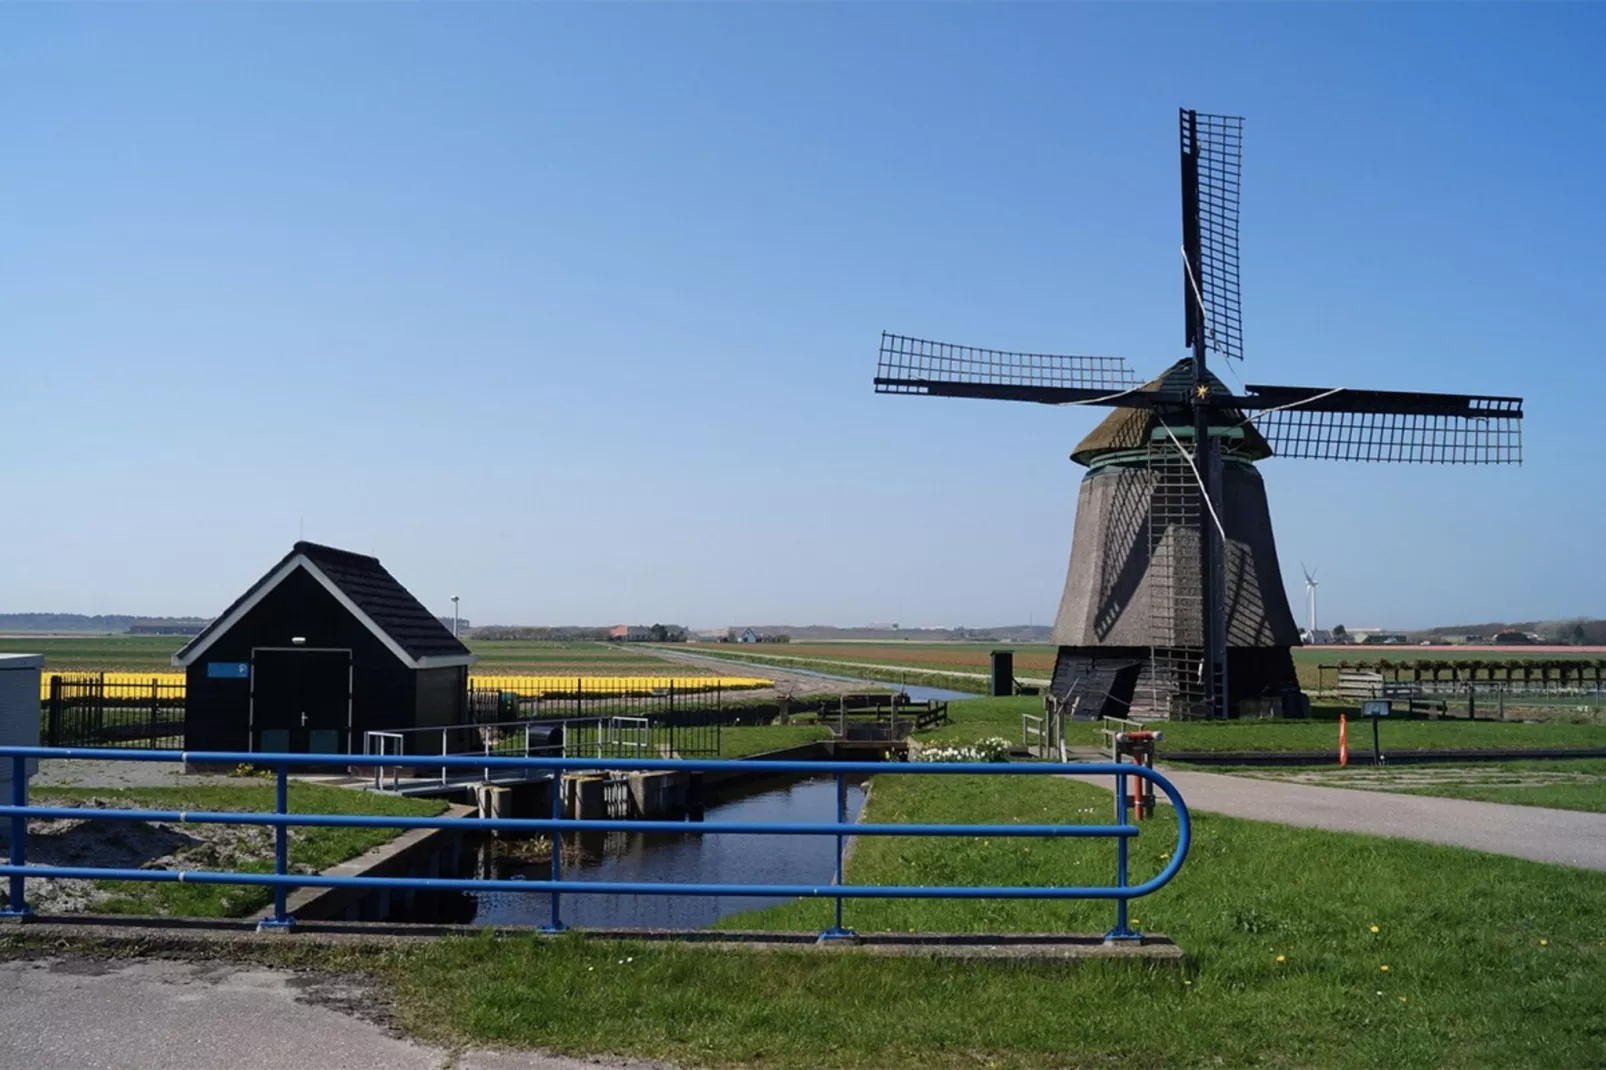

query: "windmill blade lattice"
(1181, 110), (1244, 363)
(874, 332), (1139, 398)
(1237, 387), (1524, 464)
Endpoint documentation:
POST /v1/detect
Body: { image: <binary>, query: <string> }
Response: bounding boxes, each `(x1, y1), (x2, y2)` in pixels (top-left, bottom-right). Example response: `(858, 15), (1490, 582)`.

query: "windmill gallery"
(875, 109), (1524, 723)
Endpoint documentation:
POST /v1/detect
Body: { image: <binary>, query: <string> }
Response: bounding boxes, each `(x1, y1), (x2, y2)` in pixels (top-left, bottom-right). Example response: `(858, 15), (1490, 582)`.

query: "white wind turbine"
(1301, 564), (1319, 640)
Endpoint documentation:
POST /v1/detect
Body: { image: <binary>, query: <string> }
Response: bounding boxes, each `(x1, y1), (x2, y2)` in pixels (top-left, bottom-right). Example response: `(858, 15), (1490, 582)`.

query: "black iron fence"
(42, 674), (187, 748)
(466, 679), (743, 727)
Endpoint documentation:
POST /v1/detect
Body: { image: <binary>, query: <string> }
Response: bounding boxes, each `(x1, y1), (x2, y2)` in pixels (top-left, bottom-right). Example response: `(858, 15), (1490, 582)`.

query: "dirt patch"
(0, 797), (277, 915)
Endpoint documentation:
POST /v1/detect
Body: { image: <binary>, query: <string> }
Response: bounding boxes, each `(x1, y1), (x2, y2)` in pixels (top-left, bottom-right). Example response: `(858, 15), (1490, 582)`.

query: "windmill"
(1300, 564), (1319, 642)
(873, 108), (1523, 721)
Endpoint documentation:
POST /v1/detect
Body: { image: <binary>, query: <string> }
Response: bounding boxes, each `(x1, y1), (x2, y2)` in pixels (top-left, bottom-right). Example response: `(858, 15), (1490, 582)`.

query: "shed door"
(252, 650), (350, 754)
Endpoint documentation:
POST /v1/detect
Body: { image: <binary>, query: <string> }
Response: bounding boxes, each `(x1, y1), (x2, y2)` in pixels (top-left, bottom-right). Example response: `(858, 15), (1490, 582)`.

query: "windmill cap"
(1069, 359), (1274, 466)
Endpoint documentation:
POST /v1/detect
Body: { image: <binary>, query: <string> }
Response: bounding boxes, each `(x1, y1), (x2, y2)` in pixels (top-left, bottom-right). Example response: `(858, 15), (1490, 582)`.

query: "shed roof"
(1069, 359), (1273, 466)
(173, 541), (474, 670)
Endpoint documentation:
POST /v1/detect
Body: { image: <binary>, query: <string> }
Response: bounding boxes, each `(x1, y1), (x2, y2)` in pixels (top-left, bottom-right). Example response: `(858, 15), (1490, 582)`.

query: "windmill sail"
(874, 332), (1140, 401)
(1181, 110), (1244, 362)
(1234, 385), (1523, 464)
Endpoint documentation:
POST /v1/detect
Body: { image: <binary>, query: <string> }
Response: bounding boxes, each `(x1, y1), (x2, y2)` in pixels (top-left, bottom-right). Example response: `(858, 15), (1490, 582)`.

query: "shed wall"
(183, 567), (424, 753)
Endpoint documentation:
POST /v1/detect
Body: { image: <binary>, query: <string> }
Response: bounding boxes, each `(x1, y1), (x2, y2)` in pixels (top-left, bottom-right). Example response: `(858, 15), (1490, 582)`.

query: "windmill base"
(1049, 645), (1306, 722)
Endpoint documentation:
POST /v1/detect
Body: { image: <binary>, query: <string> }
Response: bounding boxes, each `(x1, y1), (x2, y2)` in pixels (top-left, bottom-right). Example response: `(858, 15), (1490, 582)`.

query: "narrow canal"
(465, 775), (868, 929)
(395, 659), (966, 929)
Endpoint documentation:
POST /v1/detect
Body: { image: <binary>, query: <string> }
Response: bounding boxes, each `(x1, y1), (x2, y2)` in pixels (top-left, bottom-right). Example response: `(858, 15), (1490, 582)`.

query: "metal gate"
(42, 673), (186, 748)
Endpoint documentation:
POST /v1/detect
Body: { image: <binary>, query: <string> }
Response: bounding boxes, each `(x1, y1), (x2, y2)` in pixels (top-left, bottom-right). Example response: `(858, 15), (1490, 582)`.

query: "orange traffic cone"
(1338, 714), (1349, 767)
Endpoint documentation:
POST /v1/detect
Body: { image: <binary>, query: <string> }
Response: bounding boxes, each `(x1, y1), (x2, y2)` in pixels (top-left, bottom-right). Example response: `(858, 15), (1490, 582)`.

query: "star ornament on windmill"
(874, 109), (1523, 722)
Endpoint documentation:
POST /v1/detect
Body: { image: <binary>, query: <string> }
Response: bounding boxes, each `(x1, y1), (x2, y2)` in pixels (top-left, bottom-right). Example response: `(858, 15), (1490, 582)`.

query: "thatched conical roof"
(1070, 359), (1273, 467)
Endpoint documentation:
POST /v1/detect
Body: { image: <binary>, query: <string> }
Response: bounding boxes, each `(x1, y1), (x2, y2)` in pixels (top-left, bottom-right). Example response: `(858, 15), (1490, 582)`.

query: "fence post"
(575, 677), (582, 720)
(3, 755), (30, 918)
(543, 767), (566, 933)
(47, 676), (61, 748)
(257, 762), (295, 931)
(1105, 765), (1138, 942)
(818, 770), (855, 943)
(151, 678), (160, 745)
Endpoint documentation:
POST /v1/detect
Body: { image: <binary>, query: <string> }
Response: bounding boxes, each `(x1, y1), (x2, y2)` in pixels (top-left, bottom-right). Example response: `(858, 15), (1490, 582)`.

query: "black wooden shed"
(173, 541), (475, 755)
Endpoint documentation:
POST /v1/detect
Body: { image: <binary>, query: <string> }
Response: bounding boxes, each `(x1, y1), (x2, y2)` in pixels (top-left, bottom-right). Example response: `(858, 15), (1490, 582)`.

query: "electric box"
(0, 654), (43, 789)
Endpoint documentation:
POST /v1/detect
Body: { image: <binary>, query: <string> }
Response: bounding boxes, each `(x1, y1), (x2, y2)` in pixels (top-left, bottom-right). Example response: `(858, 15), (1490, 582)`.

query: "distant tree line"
(469, 626), (614, 642)
(0, 613), (207, 634)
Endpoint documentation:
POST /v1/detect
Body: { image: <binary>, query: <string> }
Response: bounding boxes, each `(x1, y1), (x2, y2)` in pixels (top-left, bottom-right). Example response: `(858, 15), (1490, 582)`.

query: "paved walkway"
(0, 958), (661, 1070)
(1129, 768), (1606, 870)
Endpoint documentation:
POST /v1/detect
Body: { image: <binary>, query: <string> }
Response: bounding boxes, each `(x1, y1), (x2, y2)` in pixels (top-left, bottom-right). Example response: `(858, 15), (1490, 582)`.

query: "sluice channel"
(383, 775), (868, 929)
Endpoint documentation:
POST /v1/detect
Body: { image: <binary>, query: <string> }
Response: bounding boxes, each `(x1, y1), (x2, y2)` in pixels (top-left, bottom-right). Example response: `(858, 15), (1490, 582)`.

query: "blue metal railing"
(0, 747), (1190, 942)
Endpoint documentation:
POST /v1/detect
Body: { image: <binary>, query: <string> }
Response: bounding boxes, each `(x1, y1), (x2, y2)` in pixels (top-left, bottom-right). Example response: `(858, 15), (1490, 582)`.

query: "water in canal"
(464, 775), (868, 929)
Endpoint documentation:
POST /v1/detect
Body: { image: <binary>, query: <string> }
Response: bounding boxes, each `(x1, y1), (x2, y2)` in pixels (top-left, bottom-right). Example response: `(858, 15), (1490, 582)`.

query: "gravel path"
(32, 759), (244, 790)
(1084, 767), (1606, 870)
(638, 646), (898, 697)
(0, 958), (667, 1070)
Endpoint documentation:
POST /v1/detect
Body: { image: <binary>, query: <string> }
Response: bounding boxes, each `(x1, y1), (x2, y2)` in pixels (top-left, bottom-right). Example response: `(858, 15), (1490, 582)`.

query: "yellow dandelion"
(1183, 979), (1193, 986)
(1275, 955), (1286, 964)
(1380, 964), (1390, 972)
(1539, 939), (1549, 947)
(1398, 996), (1408, 1003)
(1370, 925), (1380, 934)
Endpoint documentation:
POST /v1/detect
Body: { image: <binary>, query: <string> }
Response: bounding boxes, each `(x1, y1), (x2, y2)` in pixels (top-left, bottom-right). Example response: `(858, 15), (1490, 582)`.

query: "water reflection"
(469, 775), (868, 929)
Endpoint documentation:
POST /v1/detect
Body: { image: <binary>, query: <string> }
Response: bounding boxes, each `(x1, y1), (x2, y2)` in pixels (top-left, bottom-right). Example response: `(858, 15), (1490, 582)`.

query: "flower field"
(467, 674), (770, 696)
(40, 671), (771, 701)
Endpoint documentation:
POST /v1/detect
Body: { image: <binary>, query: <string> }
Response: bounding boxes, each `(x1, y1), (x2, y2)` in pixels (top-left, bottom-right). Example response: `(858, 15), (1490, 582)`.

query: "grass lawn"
(717, 725), (832, 757)
(897, 695), (1606, 760)
(22, 635), (706, 678)
(33, 782), (444, 917)
(361, 769), (1606, 1069)
(467, 640), (712, 677)
(1156, 715), (1606, 754)
(1402, 780), (1606, 813)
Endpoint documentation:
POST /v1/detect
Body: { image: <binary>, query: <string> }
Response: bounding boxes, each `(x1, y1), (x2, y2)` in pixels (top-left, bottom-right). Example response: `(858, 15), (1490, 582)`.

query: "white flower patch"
(920, 736), (1012, 763)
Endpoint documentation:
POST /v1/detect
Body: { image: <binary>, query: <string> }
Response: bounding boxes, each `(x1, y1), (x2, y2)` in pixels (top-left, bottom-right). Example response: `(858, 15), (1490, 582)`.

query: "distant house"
(607, 625), (651, 642)
(1351, 630), (1410, 645)
(736, 628), (759, 644)
(128, 619), (209, 637)
(1492, 630), (1538, 645)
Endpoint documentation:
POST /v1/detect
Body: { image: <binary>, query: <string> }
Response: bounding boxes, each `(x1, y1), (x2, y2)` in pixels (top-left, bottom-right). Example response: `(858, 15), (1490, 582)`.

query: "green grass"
(685, 647), (991, 694)
(466, 639), (709, 676)
(1155, 715), (1606, 754)
(20, 635), (187, 672)
(369, 771), (1606, 1068)
(21, 635), (705, 677)
(34, 782), (444, 917)
(1399, 775), (1606, 813)
(717, 724), (832, 757)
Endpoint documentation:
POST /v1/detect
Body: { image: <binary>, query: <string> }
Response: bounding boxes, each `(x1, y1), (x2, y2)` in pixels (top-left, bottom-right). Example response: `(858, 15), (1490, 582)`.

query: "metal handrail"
(1100, 716), (1144, 758)
(0, 746), (1190, 944)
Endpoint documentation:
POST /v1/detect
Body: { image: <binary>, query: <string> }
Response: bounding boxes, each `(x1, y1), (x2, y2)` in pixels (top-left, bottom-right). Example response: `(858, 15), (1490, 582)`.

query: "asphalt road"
(0, 958), (663, 1070)
(1114, 767), (1606, 870)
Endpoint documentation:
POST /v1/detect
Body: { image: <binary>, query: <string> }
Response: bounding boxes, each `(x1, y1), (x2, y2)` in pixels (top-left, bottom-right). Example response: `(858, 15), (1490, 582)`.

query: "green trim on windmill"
(1069, 358), (1273, 467)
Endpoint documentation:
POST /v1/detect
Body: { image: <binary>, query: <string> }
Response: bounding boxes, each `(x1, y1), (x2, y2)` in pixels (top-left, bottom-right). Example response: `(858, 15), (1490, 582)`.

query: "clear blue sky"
(3, 4), (1602, 631)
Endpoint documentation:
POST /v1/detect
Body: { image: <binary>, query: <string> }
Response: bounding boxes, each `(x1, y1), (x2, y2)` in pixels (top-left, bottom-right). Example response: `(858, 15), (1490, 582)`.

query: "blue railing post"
(1105, 765), (1138, 943)
(2, 755), (30, 919)
(257, 763), (295, 931)
(818, 770), (856, 943)
(542, 770), (566, 933)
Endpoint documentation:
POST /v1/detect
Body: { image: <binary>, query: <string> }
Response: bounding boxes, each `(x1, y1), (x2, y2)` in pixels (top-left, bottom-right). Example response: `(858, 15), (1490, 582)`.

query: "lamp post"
(451, 596), (460, 639)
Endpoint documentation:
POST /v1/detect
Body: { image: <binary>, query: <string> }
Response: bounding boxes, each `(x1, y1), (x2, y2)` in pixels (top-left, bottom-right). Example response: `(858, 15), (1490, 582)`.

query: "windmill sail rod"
(873, 378), (1159, 407)
(1235, 385), (1523, 418)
